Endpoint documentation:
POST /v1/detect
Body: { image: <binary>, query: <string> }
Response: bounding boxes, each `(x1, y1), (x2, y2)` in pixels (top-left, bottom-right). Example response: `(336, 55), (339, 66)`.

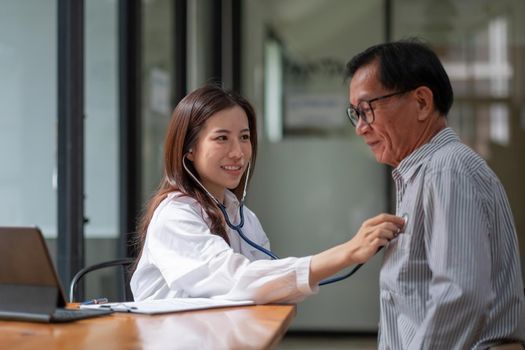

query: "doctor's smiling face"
(186, 106), (252, 202)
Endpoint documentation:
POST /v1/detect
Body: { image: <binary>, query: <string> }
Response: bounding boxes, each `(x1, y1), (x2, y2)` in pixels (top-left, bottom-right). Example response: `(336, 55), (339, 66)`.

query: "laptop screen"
(0, 227), (66, 313)
(0, 227), (57, 286)
(0, 227), (115, 323)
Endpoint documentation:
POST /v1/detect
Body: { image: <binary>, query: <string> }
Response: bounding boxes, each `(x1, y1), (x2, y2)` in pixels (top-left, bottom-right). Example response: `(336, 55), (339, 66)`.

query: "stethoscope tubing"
(218, 203), (280, 260)
(219, 200), (364, 285)
(182, 153), (375, 286)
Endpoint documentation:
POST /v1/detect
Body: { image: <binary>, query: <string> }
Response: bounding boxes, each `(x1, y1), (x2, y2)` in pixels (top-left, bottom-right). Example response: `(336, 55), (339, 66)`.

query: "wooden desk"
(0, 304), (295, 350)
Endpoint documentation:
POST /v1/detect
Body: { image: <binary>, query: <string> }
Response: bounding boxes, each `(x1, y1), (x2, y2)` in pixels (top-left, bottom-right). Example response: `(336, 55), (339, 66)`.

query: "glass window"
(242, 0), (387, 331)
(83, 0), (120, 300)
(141, 0), (175, 201)
(85, 0), (119, 239)
(0, 0), (57, 238)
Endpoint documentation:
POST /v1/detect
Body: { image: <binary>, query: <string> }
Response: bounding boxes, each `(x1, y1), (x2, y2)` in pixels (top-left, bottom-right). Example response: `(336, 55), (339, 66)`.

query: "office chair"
(69, 258), (135, 303)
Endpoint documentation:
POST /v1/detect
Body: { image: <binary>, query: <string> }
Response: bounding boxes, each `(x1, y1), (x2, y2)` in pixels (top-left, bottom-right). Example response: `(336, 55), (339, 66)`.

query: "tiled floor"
(278, 333), (377, 350)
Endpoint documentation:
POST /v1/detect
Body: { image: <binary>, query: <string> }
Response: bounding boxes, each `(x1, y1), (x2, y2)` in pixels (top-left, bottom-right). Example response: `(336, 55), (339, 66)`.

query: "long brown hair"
(134, 85), (258, 267)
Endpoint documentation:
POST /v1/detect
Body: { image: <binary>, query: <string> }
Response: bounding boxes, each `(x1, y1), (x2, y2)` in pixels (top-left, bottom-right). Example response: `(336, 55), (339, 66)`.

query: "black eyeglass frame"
(346, 89), (413, 127)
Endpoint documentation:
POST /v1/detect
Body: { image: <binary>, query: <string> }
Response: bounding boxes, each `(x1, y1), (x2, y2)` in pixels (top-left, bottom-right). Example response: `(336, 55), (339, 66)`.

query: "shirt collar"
(223, 190), (241, 211)
(393, 127), (459, 182)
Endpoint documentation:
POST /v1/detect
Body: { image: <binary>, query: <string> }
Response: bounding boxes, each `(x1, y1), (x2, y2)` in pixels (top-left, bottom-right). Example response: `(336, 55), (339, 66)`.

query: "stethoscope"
(183, 154), (278, 258)
(182, 154), (407, 286)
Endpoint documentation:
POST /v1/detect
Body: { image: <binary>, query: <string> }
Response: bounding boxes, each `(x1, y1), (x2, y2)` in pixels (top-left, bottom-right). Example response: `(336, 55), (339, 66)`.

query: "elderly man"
(345, 39), (525, 349)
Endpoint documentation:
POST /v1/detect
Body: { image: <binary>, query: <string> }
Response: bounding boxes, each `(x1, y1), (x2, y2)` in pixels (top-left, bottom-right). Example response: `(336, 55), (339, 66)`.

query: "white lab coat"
(131, 190), (318, 304)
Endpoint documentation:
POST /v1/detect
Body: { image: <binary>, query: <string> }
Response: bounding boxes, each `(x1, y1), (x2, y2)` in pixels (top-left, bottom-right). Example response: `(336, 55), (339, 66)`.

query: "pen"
(81, 297), (109, 305)
(100, 304), (138, 311)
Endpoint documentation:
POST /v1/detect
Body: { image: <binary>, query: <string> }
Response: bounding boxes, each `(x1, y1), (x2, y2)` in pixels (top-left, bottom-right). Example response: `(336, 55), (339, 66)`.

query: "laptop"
(0, 226), (113, 323)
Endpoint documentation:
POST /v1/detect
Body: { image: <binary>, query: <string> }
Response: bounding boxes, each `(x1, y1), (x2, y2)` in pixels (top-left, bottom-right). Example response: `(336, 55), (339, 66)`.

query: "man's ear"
(414, 86), (434, 121)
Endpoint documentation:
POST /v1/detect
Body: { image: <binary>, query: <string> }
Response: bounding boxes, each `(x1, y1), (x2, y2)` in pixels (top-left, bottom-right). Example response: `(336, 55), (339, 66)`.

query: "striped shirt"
(379, 127), (525, 349)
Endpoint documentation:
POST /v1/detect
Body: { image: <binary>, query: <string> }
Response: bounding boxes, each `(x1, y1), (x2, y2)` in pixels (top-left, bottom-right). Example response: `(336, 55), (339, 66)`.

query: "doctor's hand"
(309, 213), (404, 287)
(346, 213), (405, 264)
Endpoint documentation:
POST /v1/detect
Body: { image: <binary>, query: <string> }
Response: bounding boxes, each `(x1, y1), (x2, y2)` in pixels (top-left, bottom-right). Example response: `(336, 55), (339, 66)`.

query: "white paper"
(80, 298), (254, 315)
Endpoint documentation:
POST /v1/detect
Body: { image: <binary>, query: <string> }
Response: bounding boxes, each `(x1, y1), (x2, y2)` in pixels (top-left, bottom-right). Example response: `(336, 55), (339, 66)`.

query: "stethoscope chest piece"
(400, 212), (409, 234)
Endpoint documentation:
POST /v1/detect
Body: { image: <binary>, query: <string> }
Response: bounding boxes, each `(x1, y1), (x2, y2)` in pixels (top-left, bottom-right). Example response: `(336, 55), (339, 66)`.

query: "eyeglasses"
(346, 90), (412, 127)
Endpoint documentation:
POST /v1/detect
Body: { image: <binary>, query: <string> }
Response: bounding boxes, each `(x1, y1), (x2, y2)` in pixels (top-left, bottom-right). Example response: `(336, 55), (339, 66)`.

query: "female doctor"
(130, 85), (404, 304)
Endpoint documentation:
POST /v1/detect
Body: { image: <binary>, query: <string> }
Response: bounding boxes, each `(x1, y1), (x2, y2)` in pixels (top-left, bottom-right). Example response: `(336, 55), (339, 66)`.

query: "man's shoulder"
(427, 139), (487, 174)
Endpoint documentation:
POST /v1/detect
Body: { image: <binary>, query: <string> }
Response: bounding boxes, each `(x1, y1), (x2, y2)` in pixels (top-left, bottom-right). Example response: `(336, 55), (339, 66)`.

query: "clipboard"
(80, 298), (254, 314)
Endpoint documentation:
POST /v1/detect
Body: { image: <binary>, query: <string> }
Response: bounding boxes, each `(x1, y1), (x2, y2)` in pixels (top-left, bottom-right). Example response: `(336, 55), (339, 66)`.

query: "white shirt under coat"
(131, 190), (318, 303)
